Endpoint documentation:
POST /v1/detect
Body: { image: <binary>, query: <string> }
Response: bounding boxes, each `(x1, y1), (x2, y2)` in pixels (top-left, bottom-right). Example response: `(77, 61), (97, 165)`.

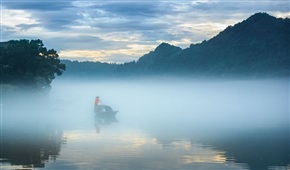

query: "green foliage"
(0, 39), (66, 89)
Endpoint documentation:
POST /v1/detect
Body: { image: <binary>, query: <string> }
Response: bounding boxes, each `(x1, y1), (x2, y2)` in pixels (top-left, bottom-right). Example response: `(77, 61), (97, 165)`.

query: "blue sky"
(1, 0), (289, 63)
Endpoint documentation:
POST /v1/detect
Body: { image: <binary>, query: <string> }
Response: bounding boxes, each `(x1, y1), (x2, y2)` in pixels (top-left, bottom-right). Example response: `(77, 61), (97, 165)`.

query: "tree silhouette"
(0, 39), (66, 90)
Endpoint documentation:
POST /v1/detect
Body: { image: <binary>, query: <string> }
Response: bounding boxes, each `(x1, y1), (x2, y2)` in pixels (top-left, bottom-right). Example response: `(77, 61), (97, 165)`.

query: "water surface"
(1, 78), (289, 169)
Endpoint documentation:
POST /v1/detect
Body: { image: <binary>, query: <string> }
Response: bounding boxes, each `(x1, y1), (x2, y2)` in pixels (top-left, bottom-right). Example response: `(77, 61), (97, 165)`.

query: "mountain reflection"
(0, 127), (65, 169)
(147, 120), (289, 170)
(56, 128), (249, 170)
(203, 128), (289, 170)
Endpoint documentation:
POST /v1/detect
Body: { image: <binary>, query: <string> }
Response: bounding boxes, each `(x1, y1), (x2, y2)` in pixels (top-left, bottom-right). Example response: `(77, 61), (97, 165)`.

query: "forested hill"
(62, 12), (290, 79)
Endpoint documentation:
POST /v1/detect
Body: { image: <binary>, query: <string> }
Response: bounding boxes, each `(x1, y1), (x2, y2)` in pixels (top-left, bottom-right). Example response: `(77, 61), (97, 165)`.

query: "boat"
(94, 105), (118, 119)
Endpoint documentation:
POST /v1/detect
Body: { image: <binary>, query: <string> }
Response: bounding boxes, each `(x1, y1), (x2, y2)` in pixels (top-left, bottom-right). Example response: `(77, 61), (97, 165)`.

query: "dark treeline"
(0, 39), (66, 90)
(61, 60), (119, 79)
(62, 13), (290, 79)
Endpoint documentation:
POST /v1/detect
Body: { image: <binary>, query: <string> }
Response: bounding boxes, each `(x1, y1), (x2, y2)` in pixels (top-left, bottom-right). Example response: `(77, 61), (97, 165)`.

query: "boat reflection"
(94, 105), (118, 133)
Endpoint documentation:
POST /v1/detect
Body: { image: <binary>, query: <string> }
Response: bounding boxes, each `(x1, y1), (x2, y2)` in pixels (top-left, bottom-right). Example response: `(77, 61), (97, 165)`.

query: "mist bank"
(3, 77), (288, 130)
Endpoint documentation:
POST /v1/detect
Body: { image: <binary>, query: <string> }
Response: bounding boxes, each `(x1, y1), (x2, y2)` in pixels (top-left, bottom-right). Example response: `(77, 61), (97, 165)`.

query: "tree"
(0, 39), (66, 90)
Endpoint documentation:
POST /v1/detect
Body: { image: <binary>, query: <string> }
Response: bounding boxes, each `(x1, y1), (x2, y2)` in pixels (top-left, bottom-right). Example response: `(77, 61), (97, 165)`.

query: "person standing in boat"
(94, 96), (101, 111)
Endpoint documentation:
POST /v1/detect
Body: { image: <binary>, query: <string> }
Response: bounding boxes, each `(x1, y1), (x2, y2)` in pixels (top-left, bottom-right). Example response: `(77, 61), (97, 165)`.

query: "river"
(1, 78), (289, 170)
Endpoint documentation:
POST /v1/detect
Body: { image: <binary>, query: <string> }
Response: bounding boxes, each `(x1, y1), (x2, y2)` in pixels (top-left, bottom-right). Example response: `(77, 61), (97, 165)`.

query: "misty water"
(1, 78), (289, 170)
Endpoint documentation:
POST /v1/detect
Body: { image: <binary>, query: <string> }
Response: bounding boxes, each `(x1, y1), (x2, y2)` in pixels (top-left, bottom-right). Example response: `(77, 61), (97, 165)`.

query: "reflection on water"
(94, 112), (118, 133)
(0, 127), (65, 169)
(2, 120), (288, 169)
(48, 128), (249, 170)
(196, 128), (289, 170)
(1, 79), (289, 169)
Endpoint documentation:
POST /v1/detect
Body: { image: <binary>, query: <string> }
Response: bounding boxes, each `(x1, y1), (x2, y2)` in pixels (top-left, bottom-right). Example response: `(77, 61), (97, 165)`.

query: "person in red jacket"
(94, 96), (101, 111)
(95, 96), (100, 106)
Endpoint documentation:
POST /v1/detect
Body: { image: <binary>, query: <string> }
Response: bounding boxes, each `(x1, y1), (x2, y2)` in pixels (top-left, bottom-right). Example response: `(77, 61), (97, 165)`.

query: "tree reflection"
(0, 128), (66, 168)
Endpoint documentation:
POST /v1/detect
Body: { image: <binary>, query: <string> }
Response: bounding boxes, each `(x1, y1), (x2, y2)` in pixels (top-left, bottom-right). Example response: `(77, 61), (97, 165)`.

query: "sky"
(0, 0), (289, 63)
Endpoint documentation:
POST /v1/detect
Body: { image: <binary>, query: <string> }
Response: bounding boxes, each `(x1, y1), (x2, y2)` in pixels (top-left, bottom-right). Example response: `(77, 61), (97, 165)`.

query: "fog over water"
(49, 78), (289, 130)
(1, 78), (289, 169)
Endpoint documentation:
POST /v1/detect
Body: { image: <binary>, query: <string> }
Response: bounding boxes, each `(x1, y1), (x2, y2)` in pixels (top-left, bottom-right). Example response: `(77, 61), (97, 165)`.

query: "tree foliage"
(0, 39), (66, 89)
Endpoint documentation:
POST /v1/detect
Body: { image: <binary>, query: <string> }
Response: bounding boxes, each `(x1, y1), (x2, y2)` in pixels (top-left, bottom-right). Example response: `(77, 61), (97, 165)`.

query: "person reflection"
(93, 97), (118, 133)
(94, 112), (118, 133)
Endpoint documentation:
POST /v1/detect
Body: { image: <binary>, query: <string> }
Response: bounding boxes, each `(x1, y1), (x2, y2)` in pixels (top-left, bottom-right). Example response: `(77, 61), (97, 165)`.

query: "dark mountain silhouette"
(175, 12), (290, 76)
(139, 42), (182, 63)
(137, 42), (182, 73)
(62, 12), (290, 78)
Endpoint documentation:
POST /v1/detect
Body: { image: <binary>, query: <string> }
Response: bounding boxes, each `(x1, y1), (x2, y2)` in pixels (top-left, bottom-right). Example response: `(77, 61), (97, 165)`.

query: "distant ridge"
(62, 12), (290, 78)
(172, 12), (290, 76)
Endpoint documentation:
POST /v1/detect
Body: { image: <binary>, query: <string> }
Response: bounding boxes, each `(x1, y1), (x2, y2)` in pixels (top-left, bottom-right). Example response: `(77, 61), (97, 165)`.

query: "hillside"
(62, 13), (290, 78)
(176, 12), (290, 76)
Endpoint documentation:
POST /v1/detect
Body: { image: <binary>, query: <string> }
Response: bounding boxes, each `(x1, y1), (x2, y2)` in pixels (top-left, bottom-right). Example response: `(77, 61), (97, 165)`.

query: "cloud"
(59, 43), (156, 63)
(2, 2), (79, 31)
(16, 24), (41, 31)
(0, 8), (39, 28)
(1, 0), (289, 63)
(2, 1), (72, 11)
(95, 1), (165, 18)
(43, 35), (104, 51)
(45, 33), (155, 51)
(73, 2), (170, 32)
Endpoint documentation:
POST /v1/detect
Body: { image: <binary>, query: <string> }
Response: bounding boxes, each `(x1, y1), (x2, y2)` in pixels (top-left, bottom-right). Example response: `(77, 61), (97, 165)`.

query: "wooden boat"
(94, 105), (118, 118)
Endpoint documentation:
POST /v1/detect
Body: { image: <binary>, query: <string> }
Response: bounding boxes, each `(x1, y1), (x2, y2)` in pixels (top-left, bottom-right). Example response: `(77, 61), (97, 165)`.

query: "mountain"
(138, 42), (182, 64)
(63, 12), (290, 78)
(134, 12), (290, 76)
(136, 43), (182, 74)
